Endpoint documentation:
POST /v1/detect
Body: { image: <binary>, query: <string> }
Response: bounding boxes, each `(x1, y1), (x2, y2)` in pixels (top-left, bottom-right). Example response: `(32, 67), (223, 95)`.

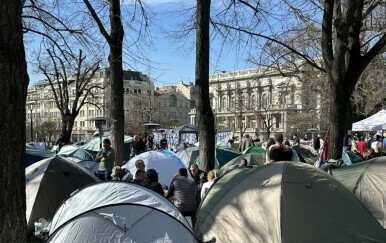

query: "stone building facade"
(189, 66), (321, 139)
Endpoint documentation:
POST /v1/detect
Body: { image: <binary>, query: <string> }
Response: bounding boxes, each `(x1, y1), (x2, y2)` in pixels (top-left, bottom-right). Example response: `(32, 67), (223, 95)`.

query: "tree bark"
(0, 0), (28, 241)
(108, 0), (125, 166)
(196, 0), (215, 172)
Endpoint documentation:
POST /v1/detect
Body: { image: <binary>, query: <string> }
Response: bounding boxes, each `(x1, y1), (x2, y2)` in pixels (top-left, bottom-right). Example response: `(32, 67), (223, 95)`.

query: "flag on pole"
(315, 128), (330, 168)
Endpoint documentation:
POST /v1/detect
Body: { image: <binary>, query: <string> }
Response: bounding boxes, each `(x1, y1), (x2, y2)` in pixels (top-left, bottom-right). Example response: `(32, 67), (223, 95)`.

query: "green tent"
(195, 146), (241, 169)
(243, 146), (266, 154)
(219, 153), (265, 175)
(195, 162), (386, 243)
(330, 156), (386, 229)
(342, 151), (363, 165)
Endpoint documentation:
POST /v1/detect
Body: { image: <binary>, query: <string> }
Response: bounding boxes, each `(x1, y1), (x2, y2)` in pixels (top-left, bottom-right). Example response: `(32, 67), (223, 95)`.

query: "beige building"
(26, 68), (154, 142)
(154, 90), (192, 127)
(189, 66), (321, 139)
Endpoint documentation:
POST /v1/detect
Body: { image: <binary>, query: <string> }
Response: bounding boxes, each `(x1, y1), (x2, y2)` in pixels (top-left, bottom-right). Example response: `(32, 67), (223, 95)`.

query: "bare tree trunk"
(0, 0), (28, 241)
(109, 0), (125, 166)
(196, 0), (215, 172)
(61, 114), (76, 143)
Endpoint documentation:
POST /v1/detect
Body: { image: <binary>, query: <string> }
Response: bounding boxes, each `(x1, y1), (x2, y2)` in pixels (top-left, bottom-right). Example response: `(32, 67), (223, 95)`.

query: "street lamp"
(89, 117), (110, 149)
(28, 103), (35, 142)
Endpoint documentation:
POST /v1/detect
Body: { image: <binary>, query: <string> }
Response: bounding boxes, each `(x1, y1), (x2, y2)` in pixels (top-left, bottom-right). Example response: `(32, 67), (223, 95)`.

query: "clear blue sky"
(26, 0), (255, 87)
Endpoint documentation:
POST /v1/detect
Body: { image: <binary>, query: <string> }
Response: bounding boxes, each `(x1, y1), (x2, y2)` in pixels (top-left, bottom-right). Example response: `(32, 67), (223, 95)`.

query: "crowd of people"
(349, 133), (385, 160)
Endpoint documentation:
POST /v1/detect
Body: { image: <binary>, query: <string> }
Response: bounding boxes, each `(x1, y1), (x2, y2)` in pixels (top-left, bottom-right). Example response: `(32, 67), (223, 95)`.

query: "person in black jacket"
(143, 169), (164, 196)
(313, 134), (321, 151)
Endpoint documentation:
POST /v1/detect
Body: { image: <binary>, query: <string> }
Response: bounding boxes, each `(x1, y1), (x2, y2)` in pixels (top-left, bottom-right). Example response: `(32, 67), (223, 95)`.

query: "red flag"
(316, 128), (330, 168)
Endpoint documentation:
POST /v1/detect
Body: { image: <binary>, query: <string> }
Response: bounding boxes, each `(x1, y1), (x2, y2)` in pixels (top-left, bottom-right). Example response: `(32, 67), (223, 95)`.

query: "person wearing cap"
(95, 138), (116, 180)
(143, 169), (164, 196)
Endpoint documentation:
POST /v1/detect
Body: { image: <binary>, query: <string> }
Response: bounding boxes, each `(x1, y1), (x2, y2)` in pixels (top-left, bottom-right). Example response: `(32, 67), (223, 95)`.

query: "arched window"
(241, 94), (247, 107)
(221, 96), (227, 109)
(168, 94), (177, 107)
(262, 93), (268, 107)
(231, 96), (235, 109)
(211, 97), (216, 109)
(251, 95), (256, 108)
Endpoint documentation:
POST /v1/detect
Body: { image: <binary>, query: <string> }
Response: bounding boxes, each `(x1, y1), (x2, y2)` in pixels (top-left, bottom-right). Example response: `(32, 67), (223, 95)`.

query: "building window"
(262, 93), (268, 107)
(231, 96), (235, 109)
(169, 94), (177, 107)
(251, 95), (256, 108)
(221, 96), (226, 109)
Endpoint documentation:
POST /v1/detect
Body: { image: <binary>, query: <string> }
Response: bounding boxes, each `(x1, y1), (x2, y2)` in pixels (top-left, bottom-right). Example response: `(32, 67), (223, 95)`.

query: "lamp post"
(28, 103), (35, 142)
(89, 117), (109, 149)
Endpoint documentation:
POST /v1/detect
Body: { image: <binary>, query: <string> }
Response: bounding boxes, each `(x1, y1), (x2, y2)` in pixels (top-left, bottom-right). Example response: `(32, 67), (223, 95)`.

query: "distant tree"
(39, 48), (102, 144)
(351, 54), (386, 117)
(35, 120), (60, 145)
(0, 0), (28, 241)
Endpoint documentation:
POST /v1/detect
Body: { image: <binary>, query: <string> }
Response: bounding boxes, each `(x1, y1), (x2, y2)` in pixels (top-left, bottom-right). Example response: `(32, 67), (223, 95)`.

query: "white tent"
(48, 181), (197, 243)
(122, 151), (188, 187)
(26, 156), (99, 236)
(176, 147), (199, 168)
(352, 109), (386, 131)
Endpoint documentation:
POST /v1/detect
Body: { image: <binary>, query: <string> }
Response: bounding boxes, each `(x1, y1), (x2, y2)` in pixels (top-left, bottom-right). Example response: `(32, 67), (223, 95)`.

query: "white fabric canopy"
(352, 109), (386, 131)
(122, 151), (188, 187)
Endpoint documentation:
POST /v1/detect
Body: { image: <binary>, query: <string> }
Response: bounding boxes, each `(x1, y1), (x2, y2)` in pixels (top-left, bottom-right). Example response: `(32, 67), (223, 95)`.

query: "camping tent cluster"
(25, 132), (386, 242)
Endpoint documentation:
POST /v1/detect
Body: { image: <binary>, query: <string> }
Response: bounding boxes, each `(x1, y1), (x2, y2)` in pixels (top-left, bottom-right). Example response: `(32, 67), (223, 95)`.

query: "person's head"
(135, 170), (146, 182)
(317, 134), (321, 138)
(178, 168), (188, 177)
(189, 164), (199, 176)
(284, 140), (290, 146)
(207, 170), (217, 181)
(245, 134), (250, 138)
(293, 134), (297, 138)
(256, 138), (260, 142)
(266, 138), (275, 149)
(369, 148), (376, 154)
(134, 134), (140, 142)
(274, 133), (284, 143)
(359, 136), (364, 141)
(240, 158), (248, 166)
(146, 169), (159, 182)
(103, 139), (111, 148)
(135, 159), (145, 171)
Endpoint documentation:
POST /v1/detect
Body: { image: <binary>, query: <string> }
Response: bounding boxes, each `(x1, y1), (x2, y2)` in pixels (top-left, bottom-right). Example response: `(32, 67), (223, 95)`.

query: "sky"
(26, 0), (255, 87)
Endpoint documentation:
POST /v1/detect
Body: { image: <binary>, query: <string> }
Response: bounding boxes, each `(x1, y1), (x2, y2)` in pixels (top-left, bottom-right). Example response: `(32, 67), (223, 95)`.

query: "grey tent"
(195, 162), (386, 243)
(176, 147), (200, 168)
(330, 156), (386, 228)
(25, 156), (99, 236)
(48, 181), (198, 242)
